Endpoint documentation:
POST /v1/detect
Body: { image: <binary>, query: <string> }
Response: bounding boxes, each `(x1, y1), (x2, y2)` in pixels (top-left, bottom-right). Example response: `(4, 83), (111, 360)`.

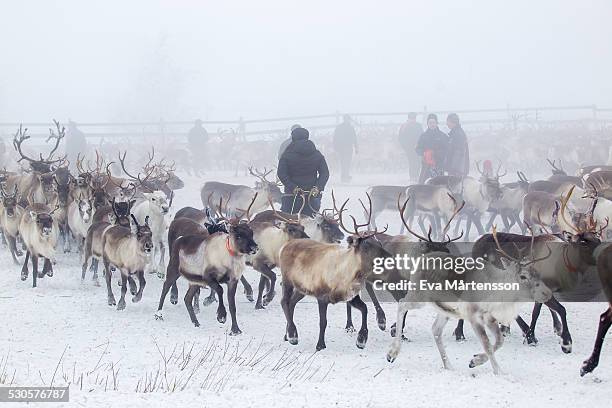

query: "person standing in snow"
(333, 114), (358, 183)
(445, 113), (470, 177)
(398, 112), (423, 181)
(277, 127), (329, 216)
(415, 113), (449, 183)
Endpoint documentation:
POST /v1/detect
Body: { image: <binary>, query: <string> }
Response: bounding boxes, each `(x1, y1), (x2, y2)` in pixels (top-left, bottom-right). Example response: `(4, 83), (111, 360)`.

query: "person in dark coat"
(445, 113), (470, 177)
(188, 119), (209, 175)
(415, 113), (449, 183)
(277, 127), (329, 216)
(398, 112), (423, 182)
(332, 114), (358, 183)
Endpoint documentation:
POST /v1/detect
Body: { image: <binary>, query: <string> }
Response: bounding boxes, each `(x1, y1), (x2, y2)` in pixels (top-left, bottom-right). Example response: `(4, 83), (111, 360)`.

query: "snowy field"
(0, 170), (611, 408)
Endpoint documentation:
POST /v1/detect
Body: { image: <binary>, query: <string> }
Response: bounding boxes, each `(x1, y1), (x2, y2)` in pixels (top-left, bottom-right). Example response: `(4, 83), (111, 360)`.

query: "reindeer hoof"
(108, 298), (116, 306)
(245, 292), (254, 302)
(229, 328), (242, 336)
(46, 269), (53, 277)
(21, 271), (28, 281)
(316, 342), (326, 351)
(170, 296), (178, 305)
(561, 341), (572, 354)
(287, 336), (298, 345)
(524, 333), (538, 346)
(117, 300), (126, 310)
(255, 302), (265, 310)
(263, 290), (276, 305)
(345, 324), (355, 333)
(453, 328), (466, 342)
(154, 312), (163, 320)
(16, 250), (23, 257)
(580, 359), (596, 377)
(217, 314), (226, 324)
(132, 294), (142, 303)
(500, 325), (511, 337)
(202, 296), (216, 306)
(193, 321), (200, 327)
(356, 330), (368, 349)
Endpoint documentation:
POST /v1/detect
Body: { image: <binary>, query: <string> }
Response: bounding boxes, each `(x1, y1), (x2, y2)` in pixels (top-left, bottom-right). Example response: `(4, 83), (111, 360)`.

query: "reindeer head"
(54, 176), (71, 207)
(38, 172), (57, 195)
(130, 215), (153, 255)
(30, 208), (57, 238)
(214, 192), (258, 255)
(492, 226), (553, 303)
(77, 195), (93, 224)
(249, 167), (282, 204)
(112, 198), (136, 228)
(476, 161), (505, 201)
(268, 199), (309, 239)
(1, 185), (19, 218)
(143, 191), (170, 215)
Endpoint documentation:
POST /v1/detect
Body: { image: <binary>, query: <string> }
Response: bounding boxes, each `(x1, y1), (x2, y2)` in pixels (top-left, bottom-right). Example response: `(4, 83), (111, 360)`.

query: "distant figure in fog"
(445, 113), (470, 177)
(278, 123), (301, 160)
(188, 119), (209, 175)
(333, 114), (358, 183)
(277, 127), (329, 216)
(66, 121), (87, 172)
(398, 112), (423, 181)
(416, 113), (449, 183)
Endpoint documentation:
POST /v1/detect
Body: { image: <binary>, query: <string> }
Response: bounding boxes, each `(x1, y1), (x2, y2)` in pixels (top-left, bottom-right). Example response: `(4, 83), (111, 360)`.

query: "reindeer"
(18, 203), (60, 287)
(583, 170), (612, 199)
(386, 211), (553, 374)
(364, 185), (408, 232)
(0, 185), (24, 264)
(101, 215), (153, 310)
(67, 194), (94, 256)
(546, 159), (583, 185)
(277, 192), (392, 351)
(199, 167), (282, 215)
(155, 194), (259, 333)
(485, 171), (529, 233)
(399, 185), (461, 240)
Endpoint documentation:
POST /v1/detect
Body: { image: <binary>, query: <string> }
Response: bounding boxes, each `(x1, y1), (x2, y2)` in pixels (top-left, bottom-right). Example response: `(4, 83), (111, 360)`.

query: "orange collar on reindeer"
(226, 237), (237, 257)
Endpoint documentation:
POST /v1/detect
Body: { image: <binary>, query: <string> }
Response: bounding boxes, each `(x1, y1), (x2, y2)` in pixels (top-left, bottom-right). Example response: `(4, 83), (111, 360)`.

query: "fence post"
(238, 117), (246, 141)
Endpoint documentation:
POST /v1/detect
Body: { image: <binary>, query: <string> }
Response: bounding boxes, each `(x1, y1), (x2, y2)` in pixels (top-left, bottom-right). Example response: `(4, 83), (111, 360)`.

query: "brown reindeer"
(156, 194), (259, 333)
(18, 203), (60, 287)
(0, 185), (24, 264)
(278, 192), (393, 351)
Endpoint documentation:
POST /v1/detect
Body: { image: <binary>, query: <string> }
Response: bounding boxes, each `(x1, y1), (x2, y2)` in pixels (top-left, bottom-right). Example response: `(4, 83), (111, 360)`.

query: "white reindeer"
(131, 191), (171, 277)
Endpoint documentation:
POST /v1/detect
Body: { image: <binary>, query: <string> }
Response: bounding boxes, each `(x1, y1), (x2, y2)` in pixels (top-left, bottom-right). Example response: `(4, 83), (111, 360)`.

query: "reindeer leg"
(43, 258), (53, 277)
(155, 274), (179, 320)
(525, 302), (543, 345)
(387, 299), (410, 362)
(104, 260), (116, 306)
(35, 255), (44, 278)
(255, 275), (267, 310)
(157, 241), (165, 279)
(345, 303), (355, 332)
(471, 212), (485, 235)
(21, 251), (30, 282)
(545, 297), (572, 353)
(116, 274), (128, 310)
(206, 280), (226, 323)
(261, 266), (277, 306)
(453, 319), (466, 341)
(227, 279), (242, 335)
(193, 288), (200, 314)
(132, 271), (146, 303)
(469, 318), (500, 375)
(581, 308), (612, 376)
(316, 299), (329, 351)
(390, 310), (408, 339)
(7, 236), (20, 265)
(184, 284), (200, 327)
(485, 211), (497, 232)
(349, 295), (369, 349)
(432, 313), (452, 369)
(281, 283), (303, 344)
(170, 282), (180, 305)
(550, 307), (563, 336)
(240, 275), (254, 302)
(127, 276), (137, 296)
(365, 281), (386, 331)
(31, 255), (40, 288)
(202, 288), (217, 306)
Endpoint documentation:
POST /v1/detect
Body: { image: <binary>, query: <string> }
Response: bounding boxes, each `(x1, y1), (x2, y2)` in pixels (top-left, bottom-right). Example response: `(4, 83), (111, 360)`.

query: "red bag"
(424, 149), (435, 166)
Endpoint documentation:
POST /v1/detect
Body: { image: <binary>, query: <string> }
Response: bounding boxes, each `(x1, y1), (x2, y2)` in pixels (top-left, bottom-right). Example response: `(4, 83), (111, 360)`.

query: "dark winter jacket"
(188, 126), (209, 151)
(398, 121), (422, 155)
(332, 122), (357, 153)
(445, 126), (470, 177)
(278, 133), (329, 194)
(415, 127), (449, 170)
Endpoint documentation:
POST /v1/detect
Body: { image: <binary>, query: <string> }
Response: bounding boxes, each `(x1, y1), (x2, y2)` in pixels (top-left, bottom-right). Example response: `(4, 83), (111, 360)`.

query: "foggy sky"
(1, 0), (611, 123)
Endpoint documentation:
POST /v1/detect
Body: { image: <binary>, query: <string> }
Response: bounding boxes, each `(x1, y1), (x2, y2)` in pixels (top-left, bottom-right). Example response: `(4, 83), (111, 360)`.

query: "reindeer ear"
(29, 210), (38, 221)
(346, 236), (360, 247)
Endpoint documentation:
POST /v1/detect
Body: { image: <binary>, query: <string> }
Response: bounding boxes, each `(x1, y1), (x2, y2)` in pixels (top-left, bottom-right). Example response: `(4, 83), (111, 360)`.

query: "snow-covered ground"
(0, 171), (611, 408)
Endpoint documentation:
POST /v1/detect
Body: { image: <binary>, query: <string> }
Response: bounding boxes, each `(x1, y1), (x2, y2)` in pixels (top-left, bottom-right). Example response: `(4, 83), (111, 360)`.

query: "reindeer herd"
(0, 121), (611, 379)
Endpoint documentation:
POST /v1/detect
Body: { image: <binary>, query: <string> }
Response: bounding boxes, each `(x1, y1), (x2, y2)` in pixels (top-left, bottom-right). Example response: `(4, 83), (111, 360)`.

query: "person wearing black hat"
(188, 119), (209, 175)
(277, 127), (329, 216)
(332, 114), (358, 183)
(398, 112), (423, 181)
(445, 113), (470, 177)
(277, 123), (301, 160)
(415, 113), (449, 183)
